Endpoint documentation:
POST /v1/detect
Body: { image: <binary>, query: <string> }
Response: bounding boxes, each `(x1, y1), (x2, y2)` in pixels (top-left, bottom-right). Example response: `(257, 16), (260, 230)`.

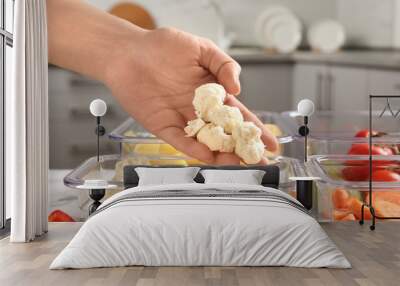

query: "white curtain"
(8, 0), (49, 242)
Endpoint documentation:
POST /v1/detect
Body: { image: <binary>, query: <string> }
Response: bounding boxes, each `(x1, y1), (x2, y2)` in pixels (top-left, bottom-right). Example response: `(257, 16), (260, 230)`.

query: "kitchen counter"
(229, 48), (400, 70)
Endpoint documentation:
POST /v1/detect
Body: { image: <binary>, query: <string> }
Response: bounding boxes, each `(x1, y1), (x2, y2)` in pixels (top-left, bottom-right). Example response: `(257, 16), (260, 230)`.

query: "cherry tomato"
(348, 144), (392, 156)
(355, 129), (379, 138)
(341, 165), (389, 181)
(347, 143), (393, 166)
(342, 166), (371, 181)
(371, 170), (400, 182)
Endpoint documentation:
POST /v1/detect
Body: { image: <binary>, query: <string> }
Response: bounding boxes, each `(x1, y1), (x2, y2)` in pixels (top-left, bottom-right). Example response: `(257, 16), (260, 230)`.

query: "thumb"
(198, 38), (241, 95)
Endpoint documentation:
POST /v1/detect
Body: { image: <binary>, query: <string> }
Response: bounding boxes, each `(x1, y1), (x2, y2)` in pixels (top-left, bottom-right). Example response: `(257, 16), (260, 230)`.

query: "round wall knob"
(90, 99), (107, 117)
(95, 125), (106, 136)
(298, 125), (310, 136)
(297, 99), (315, 117)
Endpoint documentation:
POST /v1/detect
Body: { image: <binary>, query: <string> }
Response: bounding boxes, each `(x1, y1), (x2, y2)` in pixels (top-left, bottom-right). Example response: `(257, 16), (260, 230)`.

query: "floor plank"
(0, 222), (399, 286)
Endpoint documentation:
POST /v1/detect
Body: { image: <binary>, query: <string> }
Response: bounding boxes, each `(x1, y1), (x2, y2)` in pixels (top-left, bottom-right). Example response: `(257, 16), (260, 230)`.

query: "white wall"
(337, 0), (397, 48)
(86, 0), (400, 48)
(86, 0), (337, 46)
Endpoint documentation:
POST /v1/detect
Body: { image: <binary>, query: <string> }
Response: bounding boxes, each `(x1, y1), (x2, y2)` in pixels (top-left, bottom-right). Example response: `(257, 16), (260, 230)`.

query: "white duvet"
(50, 183), (350, 269)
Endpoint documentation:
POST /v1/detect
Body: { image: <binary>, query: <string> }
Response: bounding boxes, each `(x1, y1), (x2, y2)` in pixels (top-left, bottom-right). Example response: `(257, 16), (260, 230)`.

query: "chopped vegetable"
(48, 210), (75, 222)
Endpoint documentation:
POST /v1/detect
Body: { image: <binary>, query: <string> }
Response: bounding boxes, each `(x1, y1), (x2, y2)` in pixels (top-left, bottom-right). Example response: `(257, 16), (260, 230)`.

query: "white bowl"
(267, 16), (302, 53)
(308, 20), (346, 53)
(255, 5), (293, 48)
(255, 6), (302, 52)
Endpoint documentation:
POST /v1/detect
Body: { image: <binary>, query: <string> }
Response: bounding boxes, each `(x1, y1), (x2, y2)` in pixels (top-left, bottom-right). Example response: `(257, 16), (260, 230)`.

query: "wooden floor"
(0, 222), (399, 286)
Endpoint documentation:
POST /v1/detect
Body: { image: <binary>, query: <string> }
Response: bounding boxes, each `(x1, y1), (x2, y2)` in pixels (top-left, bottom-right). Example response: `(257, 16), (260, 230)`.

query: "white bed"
(50, 183), (350, 269)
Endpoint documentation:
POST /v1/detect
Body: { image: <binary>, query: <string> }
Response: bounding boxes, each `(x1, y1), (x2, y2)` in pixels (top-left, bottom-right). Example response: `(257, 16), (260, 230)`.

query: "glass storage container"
(309, 155), (400, 222)
(108, 111), (296, 160)
(280, 110), (400, 155)
(64, 154), (304, 199)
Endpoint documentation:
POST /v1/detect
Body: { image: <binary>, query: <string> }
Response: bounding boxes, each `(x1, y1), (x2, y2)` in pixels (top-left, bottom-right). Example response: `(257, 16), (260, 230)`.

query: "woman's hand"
(106, 28), (278, 164)
(47, 1), (278, 164)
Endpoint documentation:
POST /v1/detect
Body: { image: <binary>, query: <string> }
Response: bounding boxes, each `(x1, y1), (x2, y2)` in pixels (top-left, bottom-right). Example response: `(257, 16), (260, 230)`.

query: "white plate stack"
(307, 20), (346, 53)
(254, 5), (302, 54)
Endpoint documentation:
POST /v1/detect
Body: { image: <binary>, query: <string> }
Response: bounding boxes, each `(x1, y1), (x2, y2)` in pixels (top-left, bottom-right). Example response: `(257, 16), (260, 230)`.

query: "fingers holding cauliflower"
(185, 83), (268, 164)
(184, 118), (206, 137)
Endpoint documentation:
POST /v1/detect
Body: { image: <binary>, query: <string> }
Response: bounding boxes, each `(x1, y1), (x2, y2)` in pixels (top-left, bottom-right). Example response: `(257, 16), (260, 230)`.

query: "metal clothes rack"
(360, 95), (400, 230)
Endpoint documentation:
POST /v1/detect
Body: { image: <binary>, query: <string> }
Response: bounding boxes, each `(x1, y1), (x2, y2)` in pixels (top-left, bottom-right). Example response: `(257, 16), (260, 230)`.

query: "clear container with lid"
(309, 154), (400, 222)
(64, 154), (305, 200)
(280, 110), (400, 155)
(108, 111), (297, 160)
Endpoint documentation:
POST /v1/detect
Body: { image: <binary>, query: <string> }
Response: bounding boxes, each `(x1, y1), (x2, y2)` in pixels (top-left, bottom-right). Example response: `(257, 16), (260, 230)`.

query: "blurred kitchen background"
(50, 0), (400, 169)
(47, 0), (400, 221)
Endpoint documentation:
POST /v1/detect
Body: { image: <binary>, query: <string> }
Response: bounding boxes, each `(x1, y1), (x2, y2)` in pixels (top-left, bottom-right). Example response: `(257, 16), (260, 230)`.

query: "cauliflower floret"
(184, 118), (206, 137)
(232, 121), (265, 164)
(196, 123), (235, 153)
(235, 139), (265, 164)
(193, 83), (226, 121)
(187, 83), (267, 164)
(209, 105), (244, 134)
(232, 121), (262, 142)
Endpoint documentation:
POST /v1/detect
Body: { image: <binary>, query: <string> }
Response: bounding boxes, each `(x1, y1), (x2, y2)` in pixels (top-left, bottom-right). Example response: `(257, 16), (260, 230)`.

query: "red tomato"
(348, 144), (392, 156)
(371, 170), (400, 182)
(342, 166), (371, 181)
(347, 144), (393, 166)
(355, 129), (379, 138)
(342, 165), (389, 181)
(48, 210), (75, 222)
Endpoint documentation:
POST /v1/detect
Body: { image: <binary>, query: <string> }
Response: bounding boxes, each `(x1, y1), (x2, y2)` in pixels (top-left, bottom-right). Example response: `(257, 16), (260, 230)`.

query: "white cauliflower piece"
(232, 121), (265, 164)
(184, 118), (206, 137)
(232, 121), (262, 142)
(235, 139), (265, 164)
(196, 123), (235, 153)
(193, 83), (226, 121)
(209, 105), (244, 134)
(187, 83), (267, 164)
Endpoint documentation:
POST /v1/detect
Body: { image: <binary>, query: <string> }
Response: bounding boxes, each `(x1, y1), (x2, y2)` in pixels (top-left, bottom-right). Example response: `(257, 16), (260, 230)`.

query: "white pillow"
(200, 169), (266, 185)
(135, 167), (200, 186)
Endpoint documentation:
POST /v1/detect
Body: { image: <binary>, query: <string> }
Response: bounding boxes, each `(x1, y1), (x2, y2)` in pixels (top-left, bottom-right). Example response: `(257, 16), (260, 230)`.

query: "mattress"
(50, 183), (351, 269)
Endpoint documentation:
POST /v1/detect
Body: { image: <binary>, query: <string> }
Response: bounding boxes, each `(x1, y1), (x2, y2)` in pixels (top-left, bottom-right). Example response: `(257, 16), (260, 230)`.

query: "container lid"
(281, 110), (400, 142)
(108, 118), (163, 144)
(309, 154), (400, 189)
(109, 111), (293, 144)
(64, 154), (303, 189)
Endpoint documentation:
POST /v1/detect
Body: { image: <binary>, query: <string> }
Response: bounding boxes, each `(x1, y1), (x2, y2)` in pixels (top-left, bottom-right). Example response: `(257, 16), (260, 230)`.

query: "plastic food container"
(108, 111), (295, 159)
(64, 154), (305, 200)
(280, 110), (400, 155)
(64, 154), (191, 191)
(309, 155), (400, 222)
